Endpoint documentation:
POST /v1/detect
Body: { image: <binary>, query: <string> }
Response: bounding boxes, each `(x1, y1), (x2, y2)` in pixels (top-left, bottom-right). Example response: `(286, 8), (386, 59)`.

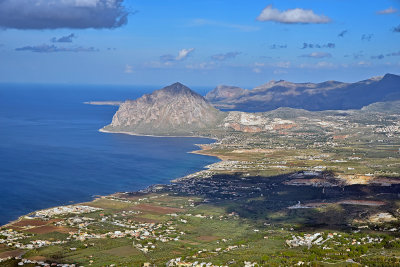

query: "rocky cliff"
(102, 82), (226, 136)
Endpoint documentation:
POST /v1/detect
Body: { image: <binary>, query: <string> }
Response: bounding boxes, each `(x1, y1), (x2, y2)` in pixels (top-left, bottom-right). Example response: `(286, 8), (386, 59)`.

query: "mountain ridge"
(101, 78), (400, 137)
(206, 73), (400, 112)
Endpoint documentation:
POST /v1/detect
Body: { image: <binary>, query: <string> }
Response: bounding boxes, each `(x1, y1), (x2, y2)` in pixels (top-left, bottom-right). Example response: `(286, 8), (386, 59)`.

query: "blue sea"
(0, 84), (218, 225)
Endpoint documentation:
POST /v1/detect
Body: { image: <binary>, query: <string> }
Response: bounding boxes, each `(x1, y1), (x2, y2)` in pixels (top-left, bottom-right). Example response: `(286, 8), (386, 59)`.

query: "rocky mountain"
(206, 73), (400, 112)
(102, 82), (226, 136)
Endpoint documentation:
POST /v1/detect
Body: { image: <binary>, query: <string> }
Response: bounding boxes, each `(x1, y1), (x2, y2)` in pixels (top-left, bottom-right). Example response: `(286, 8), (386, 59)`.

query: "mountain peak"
(170, 82), (186, 88)
(162, 82), (194, 95)
(103, 83), (225, 136)
(382, 73), (400, 81)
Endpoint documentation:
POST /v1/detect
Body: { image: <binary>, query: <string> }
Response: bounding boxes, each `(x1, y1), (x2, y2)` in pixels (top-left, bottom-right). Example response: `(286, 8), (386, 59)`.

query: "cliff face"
(102, 82), (226, 136)
(206, 73), (400, 112)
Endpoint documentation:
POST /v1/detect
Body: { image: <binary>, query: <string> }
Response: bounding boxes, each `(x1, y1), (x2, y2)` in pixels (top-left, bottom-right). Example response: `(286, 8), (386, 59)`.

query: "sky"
(0, 0), (399, 87)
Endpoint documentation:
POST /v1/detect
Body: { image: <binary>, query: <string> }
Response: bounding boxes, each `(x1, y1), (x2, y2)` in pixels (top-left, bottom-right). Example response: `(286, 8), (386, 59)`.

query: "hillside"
(361, 100), (400, 114)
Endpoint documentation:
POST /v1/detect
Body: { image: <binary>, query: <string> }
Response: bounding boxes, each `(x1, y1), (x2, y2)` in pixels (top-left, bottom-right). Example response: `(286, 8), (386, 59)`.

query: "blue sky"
(0, 0), (399, 87)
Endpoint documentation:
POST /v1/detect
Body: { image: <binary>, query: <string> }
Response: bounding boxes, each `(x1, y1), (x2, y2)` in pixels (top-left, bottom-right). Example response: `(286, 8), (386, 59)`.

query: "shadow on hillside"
(164, 173), (400, 231)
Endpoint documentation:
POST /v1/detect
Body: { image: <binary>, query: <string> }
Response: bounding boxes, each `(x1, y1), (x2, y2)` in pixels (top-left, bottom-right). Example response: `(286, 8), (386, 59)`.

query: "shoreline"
(83, 101), (123, 106)
(99, 128), (219, 141)
(1, 130), (222, 228)
(189, 144), (227, 161)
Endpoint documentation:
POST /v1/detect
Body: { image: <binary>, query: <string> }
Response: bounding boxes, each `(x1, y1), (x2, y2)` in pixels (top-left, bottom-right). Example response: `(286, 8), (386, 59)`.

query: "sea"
(0, 83), (219, 225)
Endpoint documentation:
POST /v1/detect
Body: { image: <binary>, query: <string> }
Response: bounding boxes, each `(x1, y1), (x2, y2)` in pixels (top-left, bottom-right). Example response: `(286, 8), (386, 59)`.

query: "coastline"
(99, 128), (219, 141)
(189, 144), (227, 161)
(83, 101), (123, 106)
(1, 130), (221, 228)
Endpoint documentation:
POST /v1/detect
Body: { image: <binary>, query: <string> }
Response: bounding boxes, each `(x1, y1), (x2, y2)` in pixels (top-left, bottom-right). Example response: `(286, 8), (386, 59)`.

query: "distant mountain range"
(205, 73), (400, 112)
(101, 82), (225, 136)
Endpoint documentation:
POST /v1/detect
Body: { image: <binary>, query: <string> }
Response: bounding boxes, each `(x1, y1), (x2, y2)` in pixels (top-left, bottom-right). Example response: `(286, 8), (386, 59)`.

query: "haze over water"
(0, 84), (218, 225)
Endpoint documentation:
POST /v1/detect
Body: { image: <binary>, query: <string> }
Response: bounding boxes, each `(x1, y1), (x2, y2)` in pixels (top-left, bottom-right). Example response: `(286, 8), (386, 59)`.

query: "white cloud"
(253, 68), (262, 74)
(176, 48), (195, 61)
(273, 61), (291, 68)
(300, 52), (332, 59)
(251, 62), (265, 73)
(377, 7), (398, 14)
(185, 62), (216, 70)
(299, 61), (336, 69)
(273, 69), (288, 75)
(357, 61), (371, 67)
(251, 61), (291, 73)
(124, 64), (133, 73)
(257, 5), (331, 24)
(161, 48), (195, 63)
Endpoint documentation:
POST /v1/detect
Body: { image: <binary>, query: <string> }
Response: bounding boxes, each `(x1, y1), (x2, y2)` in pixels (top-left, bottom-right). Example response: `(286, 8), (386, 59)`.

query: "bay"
(0, 84), (218, 225)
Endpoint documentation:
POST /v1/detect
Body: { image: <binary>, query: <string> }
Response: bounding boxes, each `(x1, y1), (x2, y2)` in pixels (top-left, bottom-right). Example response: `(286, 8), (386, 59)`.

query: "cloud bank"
(300, 52), (332, 59)
(257, 5), (331, 24)
(15, 44), (98, 53)
(0, 0), (129, 29)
